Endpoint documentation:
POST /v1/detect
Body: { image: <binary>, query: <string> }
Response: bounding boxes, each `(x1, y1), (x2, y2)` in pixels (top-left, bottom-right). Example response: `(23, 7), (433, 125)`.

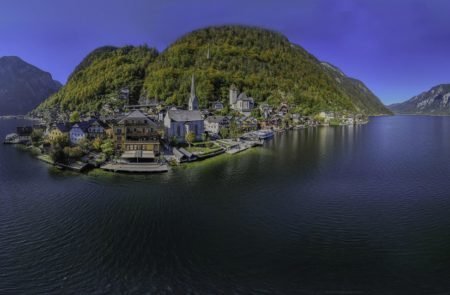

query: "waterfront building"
(47, 123), (71, 141)
(69, 122), (90, 144)
(16, 126), (33, 143)
(164, 76), (204, 143)
(86, 119), (109, 139)
(204, 116), (230, 135)
(113, 110), (160, 156)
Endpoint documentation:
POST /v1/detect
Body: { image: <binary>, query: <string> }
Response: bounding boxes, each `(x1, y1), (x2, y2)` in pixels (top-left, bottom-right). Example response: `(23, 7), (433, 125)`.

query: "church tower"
(229, 84), (238, 108)
(188, 75), (199, 111)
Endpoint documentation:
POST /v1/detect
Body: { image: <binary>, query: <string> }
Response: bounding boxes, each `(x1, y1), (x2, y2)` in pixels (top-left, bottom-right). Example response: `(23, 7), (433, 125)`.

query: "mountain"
(320, 62), (392, 115)
(0, 56), (61, 115)
(144, 26), (390, 115)
(389, 84), (450, 115)
(36, 45), (158, 114)
(36, 25), (391, 116)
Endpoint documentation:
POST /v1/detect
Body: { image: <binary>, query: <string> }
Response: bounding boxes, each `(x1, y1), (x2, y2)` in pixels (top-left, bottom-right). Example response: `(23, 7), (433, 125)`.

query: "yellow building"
(47, 123), (71, 141)
(113, 110), (161, 156)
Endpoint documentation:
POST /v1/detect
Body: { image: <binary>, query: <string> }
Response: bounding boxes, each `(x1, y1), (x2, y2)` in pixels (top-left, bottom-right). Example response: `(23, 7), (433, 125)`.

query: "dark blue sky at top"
(1, 0), (449, 104)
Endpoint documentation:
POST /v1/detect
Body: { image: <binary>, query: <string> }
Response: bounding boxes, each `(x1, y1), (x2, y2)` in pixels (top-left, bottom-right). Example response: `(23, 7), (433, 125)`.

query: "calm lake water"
(1, 116), (450, 294)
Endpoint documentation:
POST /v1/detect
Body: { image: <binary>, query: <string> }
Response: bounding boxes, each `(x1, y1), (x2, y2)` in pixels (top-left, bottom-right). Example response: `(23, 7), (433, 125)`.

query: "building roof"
(55, 122), (72, 133)
(179, 148), (194, 158)
(205, 116), (227, 124)
(167, 110), (203, 122)
(238, 92), (254, 102)
(88, 118), (109, 129)
(188, 75), (199, 111)
(172, 148), (185, 160)
(71, 121), (90, 133)
(117, 110), (157, 126)
(16, 126), (33, 136)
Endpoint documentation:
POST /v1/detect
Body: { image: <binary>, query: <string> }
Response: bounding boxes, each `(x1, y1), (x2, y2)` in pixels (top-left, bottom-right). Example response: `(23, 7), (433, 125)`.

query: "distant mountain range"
(35, 25), (391, 116)
(0, 56), (61, 116)
(389, 84), (450, 115)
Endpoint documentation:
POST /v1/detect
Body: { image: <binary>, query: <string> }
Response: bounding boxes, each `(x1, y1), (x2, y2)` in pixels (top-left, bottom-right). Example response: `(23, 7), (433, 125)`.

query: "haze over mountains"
(389, 84), (450, 115)
(0, 56), (61, 116)
(35, 26), (391, 116)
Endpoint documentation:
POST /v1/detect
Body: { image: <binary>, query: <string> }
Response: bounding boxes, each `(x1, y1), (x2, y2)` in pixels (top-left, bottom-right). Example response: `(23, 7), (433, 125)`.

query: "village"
(4, 76), (368, 173)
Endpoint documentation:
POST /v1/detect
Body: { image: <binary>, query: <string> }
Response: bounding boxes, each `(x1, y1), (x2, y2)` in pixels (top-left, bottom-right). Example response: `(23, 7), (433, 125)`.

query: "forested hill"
(36, 46), (158, 114)
(36, 25), (391, 116)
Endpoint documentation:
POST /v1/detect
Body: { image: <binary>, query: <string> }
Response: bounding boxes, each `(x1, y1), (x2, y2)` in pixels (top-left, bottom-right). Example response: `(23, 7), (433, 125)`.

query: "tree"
(63, 146), (83, 160)
(219, 127), (229, 139)
(30, 129), (44, 147)
(78, 137), (91, 153)
(92, 137), (103, 151)
(201, 132), (208, 142)
(49, 134), (70, 163)
(69, 111), (80, 123)
(185, 131), (196, 147)
(50, 134), (69, 149)
(229, 121), (241, 140)
(101, 139), (114, 157)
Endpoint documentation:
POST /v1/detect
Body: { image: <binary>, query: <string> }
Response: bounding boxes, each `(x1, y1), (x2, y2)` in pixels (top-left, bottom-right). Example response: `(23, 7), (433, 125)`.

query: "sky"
(1, 0), (449, 104)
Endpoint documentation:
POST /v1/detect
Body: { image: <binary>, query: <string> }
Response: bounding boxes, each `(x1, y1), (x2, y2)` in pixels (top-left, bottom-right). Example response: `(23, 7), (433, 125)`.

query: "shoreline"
(5, 123), (367, 176)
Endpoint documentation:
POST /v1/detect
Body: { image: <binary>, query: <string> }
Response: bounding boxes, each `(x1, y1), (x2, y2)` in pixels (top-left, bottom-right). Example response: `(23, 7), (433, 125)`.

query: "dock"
(100, 162), (169, 173)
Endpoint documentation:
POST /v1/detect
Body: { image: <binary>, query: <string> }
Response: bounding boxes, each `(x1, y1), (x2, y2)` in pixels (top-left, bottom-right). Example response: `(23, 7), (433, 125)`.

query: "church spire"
(188, 74), (199, 111)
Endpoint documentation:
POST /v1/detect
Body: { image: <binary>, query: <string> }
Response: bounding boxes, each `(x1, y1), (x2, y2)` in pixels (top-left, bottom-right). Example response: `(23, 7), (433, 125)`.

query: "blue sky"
(1, 0), (449, 104)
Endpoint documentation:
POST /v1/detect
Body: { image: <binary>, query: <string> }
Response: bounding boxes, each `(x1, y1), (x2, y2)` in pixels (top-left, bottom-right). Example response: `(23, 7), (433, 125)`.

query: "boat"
(3, 133), (19, 144)
(256, 129), (274, 140)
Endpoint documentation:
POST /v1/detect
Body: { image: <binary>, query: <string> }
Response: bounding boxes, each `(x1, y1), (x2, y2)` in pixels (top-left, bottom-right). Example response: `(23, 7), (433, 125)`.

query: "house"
(16, 126), (33, 143)
(292, 113), (302, 125)
(240, 116), (258, 132)
(87, 119), (109, 139)
(69, 122), (90, 144)
(48, 123), (71, 141)
(278, 103), (289, 116)
(113, 110), (160, 156)
(229, 85), (255, 114)
(164, 76), (205, 143)
(119, 87), (130, 101)
(210, 101), (224, 111)
(204, 116), (230, 135)
(259, 103), (273, 119)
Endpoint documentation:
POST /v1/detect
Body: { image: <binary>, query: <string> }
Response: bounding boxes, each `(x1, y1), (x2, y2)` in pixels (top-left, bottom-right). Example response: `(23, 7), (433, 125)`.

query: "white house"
(229, 85), (255, 115)
(69, 122), (90, 144)
(204, 116), (230, 135)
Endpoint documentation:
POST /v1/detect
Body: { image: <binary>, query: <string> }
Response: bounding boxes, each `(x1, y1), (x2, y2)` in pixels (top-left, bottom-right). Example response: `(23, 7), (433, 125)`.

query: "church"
(164, 75), (205, 143)
(229, 85), (255, 115)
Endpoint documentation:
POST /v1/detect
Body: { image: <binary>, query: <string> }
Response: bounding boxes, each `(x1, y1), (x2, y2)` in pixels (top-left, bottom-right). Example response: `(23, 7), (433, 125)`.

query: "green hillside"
(144, 26), (356, 114)
(36, 45), (158, 113)
(36, 26), (391, 116)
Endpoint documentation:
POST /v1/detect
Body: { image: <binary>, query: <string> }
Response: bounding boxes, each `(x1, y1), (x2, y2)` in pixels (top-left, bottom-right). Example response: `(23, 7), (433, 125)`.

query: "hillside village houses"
(164, 75), (205, 143)
(229, 85), (255, 115)
(204, 116), (230, 135)
(69, 121), (90, 144)
(5, 70), (374, 174)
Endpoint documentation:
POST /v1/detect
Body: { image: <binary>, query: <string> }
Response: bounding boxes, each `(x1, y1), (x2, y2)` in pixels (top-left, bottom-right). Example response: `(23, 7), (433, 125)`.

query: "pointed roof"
(189, 75), (199, 111)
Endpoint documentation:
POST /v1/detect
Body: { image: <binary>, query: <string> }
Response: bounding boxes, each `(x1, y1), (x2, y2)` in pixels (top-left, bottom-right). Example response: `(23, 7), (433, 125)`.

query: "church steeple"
(188, 75), (199, 111)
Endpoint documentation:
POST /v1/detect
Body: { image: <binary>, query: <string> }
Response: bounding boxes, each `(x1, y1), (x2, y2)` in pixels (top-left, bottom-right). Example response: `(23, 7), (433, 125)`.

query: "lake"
(1, 116), (450, 294)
